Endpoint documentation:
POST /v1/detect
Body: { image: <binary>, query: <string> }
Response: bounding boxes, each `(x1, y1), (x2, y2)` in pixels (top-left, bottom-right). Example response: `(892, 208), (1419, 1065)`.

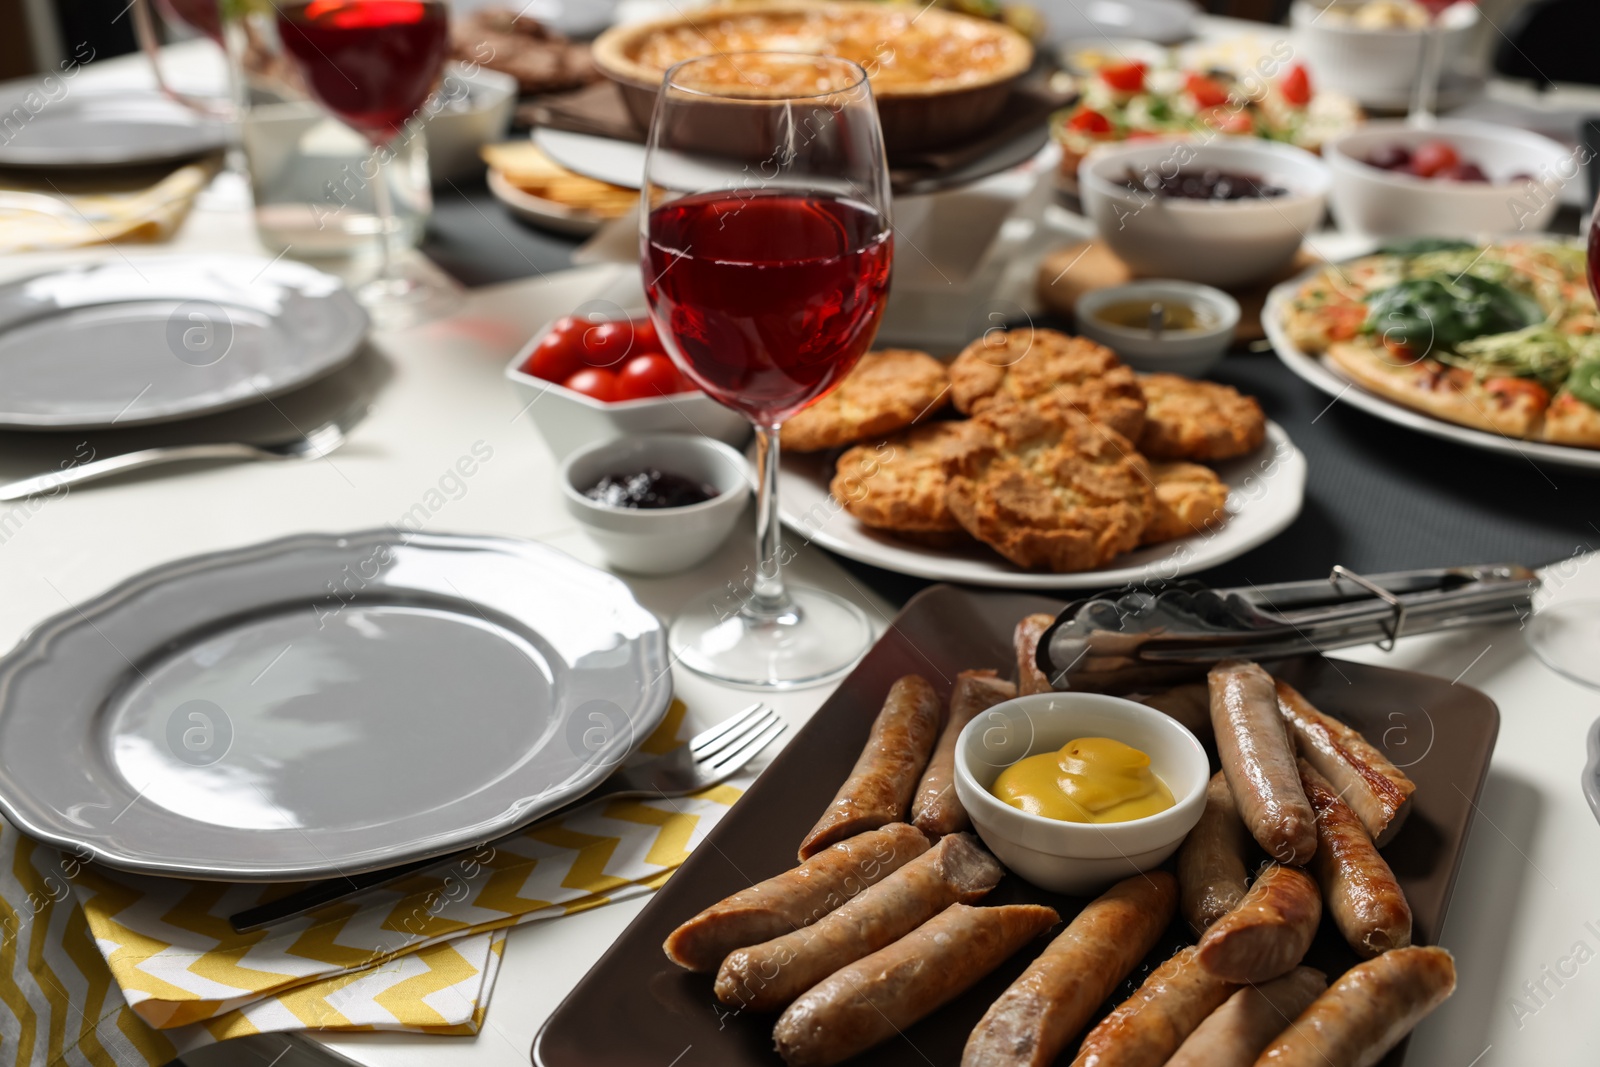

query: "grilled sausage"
(1134, 683), (1213, 744)
(799, 676), (943, 860)
(1166, 967), (1327, 1067)
(1276, 681), (1415, 845)
(913, 671), (1018, 838)
(1209, 661), (1317, 865)
(1177, 771), (1255, 937)
(963, 872), (1177, 1067)
(716, 833), (1003, 1011)
(1016, 614), (1055, 695)
(1254, 947), (1456, 1067)
(1299, 761), (1411, 958)
(664, 823), (929, 971)
(773, 903), (1059, 1067)
(1196, 864), (1321, 984)
(1069, 945), (1240, 1067)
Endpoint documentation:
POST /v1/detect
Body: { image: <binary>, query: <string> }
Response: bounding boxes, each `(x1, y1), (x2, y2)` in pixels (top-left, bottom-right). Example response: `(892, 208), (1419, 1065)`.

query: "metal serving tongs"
(1038, 564), (1539, 693)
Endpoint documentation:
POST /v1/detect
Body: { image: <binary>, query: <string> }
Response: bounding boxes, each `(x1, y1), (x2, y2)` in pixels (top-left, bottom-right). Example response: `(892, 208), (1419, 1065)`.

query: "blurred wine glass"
(275, 0), (455, 326)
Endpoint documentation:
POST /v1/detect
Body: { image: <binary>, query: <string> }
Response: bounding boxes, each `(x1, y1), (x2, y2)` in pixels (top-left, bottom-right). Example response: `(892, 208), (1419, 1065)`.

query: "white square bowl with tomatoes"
(505, 312), (750, 459)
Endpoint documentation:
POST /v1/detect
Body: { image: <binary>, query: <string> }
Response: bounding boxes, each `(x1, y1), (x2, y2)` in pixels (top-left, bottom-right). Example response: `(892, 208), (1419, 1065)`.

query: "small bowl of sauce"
(954, 692), (1210, 895)
(560, 434), (752, 576)
(1075, 280), (1241, 377)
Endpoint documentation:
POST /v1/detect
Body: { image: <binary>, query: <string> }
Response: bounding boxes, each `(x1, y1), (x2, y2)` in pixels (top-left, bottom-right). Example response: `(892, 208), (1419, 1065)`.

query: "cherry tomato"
(1409, 140), (1460, 178)
(614, 354), (689, 401)
(1441, 162), (1490, 182)
(1186, 74), (1229, 109)
(630, 316), (661, 353)
(523, 327), (583, 383)
(562, 367), (619, 402)
(1280, 64), (1312, 107)
(577, 320), (635, 368)
(1487, 377), (1551, 410)
(1065, 108), (1113, 135)
(1099, 61), (1146, 93)
(1200, 106), (1254, 135)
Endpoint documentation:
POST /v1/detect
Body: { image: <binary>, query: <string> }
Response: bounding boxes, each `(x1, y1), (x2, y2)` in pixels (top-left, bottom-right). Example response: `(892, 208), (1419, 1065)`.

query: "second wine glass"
(640, 53), (894, 688)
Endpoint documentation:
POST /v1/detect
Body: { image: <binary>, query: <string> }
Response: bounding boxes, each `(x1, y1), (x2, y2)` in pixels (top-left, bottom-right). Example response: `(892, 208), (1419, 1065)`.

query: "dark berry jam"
(584, 469), (717, 509)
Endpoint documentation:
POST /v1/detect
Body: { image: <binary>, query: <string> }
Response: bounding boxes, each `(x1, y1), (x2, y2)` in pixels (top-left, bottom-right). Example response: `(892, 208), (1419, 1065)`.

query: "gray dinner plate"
(0, 255), (368, 430)
(0, 89), (229, 169)
(0, 531), (672, 881)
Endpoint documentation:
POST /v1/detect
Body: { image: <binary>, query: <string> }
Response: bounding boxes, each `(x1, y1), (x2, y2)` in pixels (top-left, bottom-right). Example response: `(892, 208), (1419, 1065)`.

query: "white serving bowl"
(1080, 138), (1331, 288)
(1075, 281), (1241, 375)
(954, 692), (1209, 895)
(1324, 119), (1571, 238)
(505, 318), (751, 461)
(1290, 1), (1479, 111)
(560, 433), (752, 576)
(422, 63), (517, 184)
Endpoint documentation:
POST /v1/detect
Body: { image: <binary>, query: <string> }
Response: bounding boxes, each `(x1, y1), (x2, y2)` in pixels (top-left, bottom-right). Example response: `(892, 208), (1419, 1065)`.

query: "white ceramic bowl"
(505, 318), (751, 460)
(954, 692), (1210, 895)
(1075, 281), (1241, 375)
(422, 63), (517, 184)
(1080, 138), (1331, 288)
(1290, 1), (1479, 110)
(560, 433), (752, 575)
(1324, 119), (1571, 239)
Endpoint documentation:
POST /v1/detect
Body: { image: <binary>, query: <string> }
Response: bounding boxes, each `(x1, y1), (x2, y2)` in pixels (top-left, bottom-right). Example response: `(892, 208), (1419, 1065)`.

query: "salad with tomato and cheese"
(1051, 52), (1363, 179)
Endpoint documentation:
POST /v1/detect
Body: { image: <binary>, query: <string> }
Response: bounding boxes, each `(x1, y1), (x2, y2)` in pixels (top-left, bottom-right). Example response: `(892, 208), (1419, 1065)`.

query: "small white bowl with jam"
(1076, 281), (1241, 376)
(954, 692), (1209, 895)
(560, 433), (752, 575)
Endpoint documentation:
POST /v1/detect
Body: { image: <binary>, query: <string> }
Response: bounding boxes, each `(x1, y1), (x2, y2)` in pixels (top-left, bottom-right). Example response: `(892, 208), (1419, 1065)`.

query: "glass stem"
(747, 423), (793, 621)
(368, 141), (399, 286)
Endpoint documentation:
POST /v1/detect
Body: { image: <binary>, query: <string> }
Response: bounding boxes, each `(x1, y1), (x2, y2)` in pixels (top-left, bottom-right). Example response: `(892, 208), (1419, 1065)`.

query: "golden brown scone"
(944, 397), (1155, 572)
(781, 349), (950, 452)
(1137, 374), (1267, 461)
(948, 328), (1146, 440)
(831, 422), (982, 538)
(1141, 462), (1230, 545)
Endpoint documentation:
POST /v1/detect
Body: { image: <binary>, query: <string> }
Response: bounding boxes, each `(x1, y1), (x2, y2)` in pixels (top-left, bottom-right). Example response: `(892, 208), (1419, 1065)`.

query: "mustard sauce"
(991, 737), (1175, 824)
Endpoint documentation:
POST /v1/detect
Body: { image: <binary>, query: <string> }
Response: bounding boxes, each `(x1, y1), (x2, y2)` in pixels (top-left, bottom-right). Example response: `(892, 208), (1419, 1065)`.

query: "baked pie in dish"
(592, 1), (1034, 155)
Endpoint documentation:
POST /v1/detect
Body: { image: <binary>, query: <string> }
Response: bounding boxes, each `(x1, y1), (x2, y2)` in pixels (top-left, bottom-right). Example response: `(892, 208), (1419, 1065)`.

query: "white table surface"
(5, 21), (1600, 1067)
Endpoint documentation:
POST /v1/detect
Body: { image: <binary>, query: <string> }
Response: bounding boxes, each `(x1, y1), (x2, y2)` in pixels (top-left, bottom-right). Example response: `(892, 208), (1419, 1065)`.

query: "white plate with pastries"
(778, 422), (1306, 590)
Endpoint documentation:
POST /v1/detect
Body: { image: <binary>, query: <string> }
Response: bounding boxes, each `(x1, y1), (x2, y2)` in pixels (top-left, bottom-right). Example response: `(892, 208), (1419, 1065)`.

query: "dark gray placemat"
(420, 193), (1600, 601)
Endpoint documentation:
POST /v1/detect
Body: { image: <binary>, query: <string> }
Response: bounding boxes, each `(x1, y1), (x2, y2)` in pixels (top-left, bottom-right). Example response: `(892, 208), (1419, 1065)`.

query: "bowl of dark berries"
(560, 433), (752, 575)
(1080, 136), (1331, 287)
(1325, 119), (1570, 238)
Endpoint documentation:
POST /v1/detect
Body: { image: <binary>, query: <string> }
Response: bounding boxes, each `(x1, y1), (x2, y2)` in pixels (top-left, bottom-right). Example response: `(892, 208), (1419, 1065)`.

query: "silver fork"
(227, 701), (785, 932)
(0, 420), (348, 502)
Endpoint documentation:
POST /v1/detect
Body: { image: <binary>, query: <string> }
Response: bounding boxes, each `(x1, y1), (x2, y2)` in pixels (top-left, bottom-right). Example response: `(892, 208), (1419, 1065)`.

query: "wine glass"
(133, 0), (230, 118)
(275, 0), (454, 326)
(640, 53), (894, 688)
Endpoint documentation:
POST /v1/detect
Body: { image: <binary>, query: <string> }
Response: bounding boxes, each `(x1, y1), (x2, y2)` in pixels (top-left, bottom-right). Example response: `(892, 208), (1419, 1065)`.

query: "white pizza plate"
(1263, 260), (1600, 472)
(776, 421), (1305, 590)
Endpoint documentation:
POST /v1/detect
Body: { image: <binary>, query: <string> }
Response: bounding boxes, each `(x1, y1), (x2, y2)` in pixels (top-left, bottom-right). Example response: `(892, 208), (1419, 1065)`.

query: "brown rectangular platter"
(533, 584), (1500, 1067)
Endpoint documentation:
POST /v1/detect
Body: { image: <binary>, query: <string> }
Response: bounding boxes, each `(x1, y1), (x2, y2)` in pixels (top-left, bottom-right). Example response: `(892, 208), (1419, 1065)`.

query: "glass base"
(358, 270), (461, 330)
(670, 586), (874, 689)
(1527, 600), (1600, 690)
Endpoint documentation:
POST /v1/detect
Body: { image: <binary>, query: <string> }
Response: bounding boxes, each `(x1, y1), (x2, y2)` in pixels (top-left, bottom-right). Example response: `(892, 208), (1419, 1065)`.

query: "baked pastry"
(591, 2), (1034, 154)
(944, 398), (1155, 572)
(832, 421), (981, 541)
(1137, 373), (1267, 461)
(1141, 462), (1230, 545)
(782, 350), (950, 453)
(948, 328), (1146, 440)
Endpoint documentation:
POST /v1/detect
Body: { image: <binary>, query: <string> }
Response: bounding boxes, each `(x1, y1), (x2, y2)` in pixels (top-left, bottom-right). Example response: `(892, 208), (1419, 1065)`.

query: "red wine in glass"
(644, 191), (893, 426)
(276, 0), (449, 145)
(156, 0), (222, 42)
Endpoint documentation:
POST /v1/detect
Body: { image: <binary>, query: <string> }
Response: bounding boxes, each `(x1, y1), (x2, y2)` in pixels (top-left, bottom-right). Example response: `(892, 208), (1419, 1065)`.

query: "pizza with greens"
(1283, 240), (1600, 447)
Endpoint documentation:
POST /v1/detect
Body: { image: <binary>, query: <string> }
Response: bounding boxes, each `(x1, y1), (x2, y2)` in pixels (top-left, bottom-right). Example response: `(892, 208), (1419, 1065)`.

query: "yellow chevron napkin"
(1, 700), (745, 1066)
(0, 159), (216, 254)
